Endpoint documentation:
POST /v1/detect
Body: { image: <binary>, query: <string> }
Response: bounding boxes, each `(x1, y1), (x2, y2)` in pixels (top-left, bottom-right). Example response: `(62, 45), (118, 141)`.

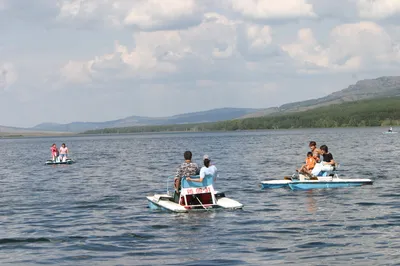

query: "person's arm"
(213, 166), (218, 181)
(313, 151), (321, 163)
(187, 168), (204, 182)
(175, 165), (182, 179)
(186, 175), (204, 182)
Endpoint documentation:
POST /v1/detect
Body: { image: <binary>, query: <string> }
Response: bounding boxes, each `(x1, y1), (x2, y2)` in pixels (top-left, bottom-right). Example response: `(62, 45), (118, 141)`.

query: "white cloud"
(124, 0), (202, 31)
(230, 0), (316, 21)
(58, 13), (242, 85)
(0, 63), (17, 91)
(60, 60), (93, 84)
(282, 22), (397, 73)
(357, 0), (400, 19)
(59, 31), (182, 85)
(2, 0), (400, 127)
(56, 0), (204, 30)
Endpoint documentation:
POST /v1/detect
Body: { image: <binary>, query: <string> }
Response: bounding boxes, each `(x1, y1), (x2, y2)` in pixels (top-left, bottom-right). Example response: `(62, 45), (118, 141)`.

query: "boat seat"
(181, 174), (214, 189)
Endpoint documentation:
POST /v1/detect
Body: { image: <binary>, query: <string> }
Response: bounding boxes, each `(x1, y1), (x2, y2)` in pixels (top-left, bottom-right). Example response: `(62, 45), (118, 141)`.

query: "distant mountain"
(31, 108), (260, 132)
(279, 76), (400, 112)
(4, 76), (400, 134)
(239, 76), (400, 119)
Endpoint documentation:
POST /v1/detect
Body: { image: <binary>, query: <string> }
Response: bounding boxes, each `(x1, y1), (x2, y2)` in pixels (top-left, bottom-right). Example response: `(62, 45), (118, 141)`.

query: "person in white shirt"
(186, 155), (218, 183)
(59, 143), (69, 162)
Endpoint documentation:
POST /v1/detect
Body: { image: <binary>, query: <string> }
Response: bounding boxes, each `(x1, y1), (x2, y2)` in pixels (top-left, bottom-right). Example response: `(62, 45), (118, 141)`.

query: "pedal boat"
(147, 175), (243, 213)
(45, 158), (75, 165)
(261, 173), (373, 190)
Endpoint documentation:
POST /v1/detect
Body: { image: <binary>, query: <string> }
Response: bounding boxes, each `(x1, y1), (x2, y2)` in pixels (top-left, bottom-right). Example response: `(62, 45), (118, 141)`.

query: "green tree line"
(83, 97), (400, 134)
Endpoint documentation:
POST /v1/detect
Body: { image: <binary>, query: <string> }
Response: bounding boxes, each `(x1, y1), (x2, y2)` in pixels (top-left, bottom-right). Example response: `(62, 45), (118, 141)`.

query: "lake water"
(0, 128), (399, 265)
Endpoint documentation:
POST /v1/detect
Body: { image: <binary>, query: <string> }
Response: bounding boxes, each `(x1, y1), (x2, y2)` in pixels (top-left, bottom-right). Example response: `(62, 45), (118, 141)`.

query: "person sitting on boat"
(174, 151), (199, 202)
(388, 127), (393, 132)
(59, 143), (69, 162)
(311, 145), (336, 176)
(297, 152), (316, 176)
(50, 143), (59, 161)
(309, 141), (322, 163)
(187, 154), (217, 183)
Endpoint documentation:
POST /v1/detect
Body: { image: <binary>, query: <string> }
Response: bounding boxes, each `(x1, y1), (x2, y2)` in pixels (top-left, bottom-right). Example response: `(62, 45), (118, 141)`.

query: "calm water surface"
(0, 128), (399, 265)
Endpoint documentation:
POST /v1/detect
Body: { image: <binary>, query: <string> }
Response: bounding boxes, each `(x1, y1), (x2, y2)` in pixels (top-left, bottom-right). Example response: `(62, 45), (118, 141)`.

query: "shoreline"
(0, 132), (76, 138)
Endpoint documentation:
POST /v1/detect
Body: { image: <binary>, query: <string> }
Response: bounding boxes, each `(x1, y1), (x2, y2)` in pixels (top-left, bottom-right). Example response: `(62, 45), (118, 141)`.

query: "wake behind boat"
(261, 173), (373, 190)
(147, 174), (243, 212)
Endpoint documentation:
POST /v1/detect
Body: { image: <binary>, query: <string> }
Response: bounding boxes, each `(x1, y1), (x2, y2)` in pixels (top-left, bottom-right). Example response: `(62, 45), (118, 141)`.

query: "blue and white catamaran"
(261, 171), (373, 190)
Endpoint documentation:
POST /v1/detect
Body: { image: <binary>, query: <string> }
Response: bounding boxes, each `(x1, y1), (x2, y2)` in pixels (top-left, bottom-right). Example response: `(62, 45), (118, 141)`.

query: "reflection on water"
(0, 128), (399, 265)
(306, 191), (317, 213)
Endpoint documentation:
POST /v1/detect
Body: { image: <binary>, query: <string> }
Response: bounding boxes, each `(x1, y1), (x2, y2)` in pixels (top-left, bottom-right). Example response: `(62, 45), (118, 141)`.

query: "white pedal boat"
(261, 173), (373, 190)
(147, 175), (243, 213)
(45, 158), (75, 165)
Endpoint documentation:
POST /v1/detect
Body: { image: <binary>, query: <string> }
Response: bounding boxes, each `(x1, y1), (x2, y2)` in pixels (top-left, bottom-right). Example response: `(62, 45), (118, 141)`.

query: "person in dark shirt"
(311, 145), (336, 176)
(173, 151), (199, 202)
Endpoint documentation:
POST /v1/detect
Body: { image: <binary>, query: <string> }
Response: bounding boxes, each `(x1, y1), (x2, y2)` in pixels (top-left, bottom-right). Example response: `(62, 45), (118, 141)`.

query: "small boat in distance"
(384, 127), (398, 134)
(261, 173), (373, 190)
(147, 174), (243, 212)
(45, 158), (75, 165)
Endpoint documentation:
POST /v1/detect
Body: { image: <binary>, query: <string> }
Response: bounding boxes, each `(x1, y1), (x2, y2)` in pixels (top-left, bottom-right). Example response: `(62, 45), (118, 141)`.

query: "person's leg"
(311, 163), (323, 176)
(320, 164), (334, 175)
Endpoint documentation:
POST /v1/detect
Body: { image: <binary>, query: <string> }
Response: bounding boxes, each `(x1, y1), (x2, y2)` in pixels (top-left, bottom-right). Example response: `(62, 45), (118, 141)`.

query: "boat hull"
(288, 179), (373, 190)
(261, 180), (292, 189)
(147, 194), (243, 213)
(45, 159), (74, 165)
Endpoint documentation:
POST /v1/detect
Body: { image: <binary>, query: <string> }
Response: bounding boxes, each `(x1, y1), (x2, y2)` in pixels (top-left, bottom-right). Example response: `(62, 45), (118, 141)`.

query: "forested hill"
(83, 97), (400, 134)
(241, 76), (400, 118)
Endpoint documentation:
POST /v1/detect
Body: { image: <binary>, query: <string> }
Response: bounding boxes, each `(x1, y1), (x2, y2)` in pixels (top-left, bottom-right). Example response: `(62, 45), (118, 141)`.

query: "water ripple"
(0, 128), (399, 265)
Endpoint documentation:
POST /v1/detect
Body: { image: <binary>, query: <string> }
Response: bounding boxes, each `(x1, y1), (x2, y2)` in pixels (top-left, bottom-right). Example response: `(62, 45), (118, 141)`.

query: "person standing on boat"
(50, 143), (59, 162)
(174, 151), (199, 202)
(187, 155), (218, 183)
(59, 143), (69, 162)
(311, 145), (336, 176)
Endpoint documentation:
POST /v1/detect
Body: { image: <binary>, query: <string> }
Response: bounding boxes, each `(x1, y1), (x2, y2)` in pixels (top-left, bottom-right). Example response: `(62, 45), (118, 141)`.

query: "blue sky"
(1, 0), (400, 127)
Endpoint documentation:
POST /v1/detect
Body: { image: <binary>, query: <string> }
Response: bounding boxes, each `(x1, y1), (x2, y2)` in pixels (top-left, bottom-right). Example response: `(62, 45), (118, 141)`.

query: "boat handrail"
(166, 175), (175, 195)
(166, 175), (203, 194)
(181, 174), (214, 188)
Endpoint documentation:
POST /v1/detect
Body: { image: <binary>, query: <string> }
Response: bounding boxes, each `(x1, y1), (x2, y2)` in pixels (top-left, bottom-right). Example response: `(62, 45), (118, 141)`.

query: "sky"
(1, 0), (400, 127)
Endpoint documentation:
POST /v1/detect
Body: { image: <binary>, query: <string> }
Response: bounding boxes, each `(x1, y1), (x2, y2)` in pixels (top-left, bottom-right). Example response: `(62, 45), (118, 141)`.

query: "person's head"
(183, 151), (192, 161)
(309, 141), (317, 151)
(203, 154), (211, 168)
(62, 143), (66, 148)
(320, 145), (328, 154)
(52, 143), (56, 147)
(307, 151), (313, 157)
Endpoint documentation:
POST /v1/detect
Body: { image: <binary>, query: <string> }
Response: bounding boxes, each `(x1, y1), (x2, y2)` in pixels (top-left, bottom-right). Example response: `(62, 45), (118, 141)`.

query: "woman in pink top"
(50, 143), (58, 161)
(59, 143), (69, 162)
